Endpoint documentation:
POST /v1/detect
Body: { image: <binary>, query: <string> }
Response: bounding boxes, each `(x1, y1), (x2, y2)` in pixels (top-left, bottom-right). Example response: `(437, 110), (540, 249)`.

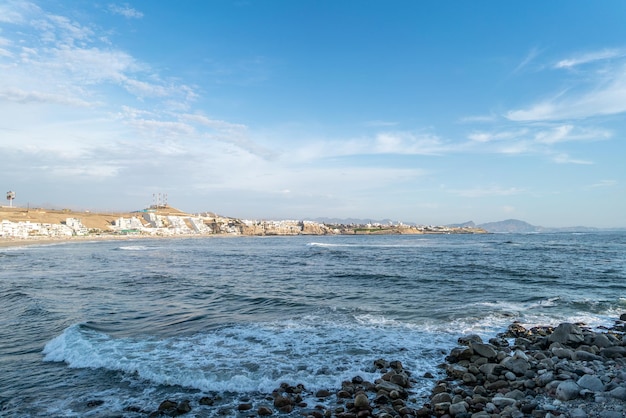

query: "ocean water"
(1, 232), (625, 417)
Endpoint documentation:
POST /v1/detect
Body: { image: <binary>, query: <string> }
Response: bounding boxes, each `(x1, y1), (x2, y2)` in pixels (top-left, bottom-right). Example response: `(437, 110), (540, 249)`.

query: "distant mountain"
(475, 219), (621, 233)
(477, 219), (542, 233)
(447, 221), (476, 228)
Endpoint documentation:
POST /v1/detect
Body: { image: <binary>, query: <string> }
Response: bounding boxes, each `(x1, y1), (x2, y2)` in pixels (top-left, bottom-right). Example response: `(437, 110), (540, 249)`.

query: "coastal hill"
(0, 205), (487, 237)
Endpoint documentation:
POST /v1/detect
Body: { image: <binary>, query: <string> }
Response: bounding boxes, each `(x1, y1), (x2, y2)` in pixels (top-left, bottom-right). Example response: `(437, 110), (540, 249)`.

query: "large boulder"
(501, 356), (530, 375)
(577, 374), (604, 392)
(548, 323), (584, 345)
(470, 341), (498, 360)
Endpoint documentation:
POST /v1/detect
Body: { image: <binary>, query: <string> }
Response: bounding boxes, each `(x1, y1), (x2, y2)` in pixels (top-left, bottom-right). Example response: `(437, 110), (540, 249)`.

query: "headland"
(0, 205), (486, 244)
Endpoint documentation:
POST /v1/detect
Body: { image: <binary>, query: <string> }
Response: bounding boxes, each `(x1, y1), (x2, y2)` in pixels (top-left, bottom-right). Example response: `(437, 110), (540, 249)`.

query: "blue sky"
(1, 1), (625, 227)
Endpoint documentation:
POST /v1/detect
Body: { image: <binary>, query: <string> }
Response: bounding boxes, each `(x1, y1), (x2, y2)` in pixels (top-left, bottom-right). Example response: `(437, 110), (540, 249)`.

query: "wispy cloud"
(552, 153), (593, 165)
(555, 48), (626, 69)
(108, 3), (144, 19)
(586, 179), (617, 189)
(507, 48), (626, 121)
(459, 114), (498, 124)
(513, 46), (543, 74)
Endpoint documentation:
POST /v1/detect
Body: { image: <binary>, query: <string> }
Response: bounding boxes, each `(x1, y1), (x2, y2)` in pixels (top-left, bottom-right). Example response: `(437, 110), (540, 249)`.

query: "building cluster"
(0, 218), (89, 238)
(0, 209), (485, 240)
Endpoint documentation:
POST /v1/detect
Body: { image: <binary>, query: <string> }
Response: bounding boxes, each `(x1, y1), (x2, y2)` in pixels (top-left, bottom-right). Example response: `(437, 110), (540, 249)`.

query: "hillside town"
(0, 204), (486, 240)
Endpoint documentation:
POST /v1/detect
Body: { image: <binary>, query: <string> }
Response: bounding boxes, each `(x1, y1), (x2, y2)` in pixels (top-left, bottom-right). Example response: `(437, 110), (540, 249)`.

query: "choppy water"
(1, 233), (625, 417)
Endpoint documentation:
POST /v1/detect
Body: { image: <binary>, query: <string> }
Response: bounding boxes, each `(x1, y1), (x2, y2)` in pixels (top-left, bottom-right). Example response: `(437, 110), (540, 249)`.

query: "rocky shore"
(128, 315), (626, 418)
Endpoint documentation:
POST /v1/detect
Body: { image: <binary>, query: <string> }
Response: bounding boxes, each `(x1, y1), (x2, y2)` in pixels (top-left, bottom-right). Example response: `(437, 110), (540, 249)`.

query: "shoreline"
(91, 317), (626, 417)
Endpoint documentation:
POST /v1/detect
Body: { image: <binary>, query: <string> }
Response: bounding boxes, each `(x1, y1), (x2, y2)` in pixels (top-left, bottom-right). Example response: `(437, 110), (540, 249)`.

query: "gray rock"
(551, 347), (574, 359)
(375, 380), (403, 393)
(447, 364), (469, 379)
(601, 346), (626, 358)
(470, 412), (491, 418)
(431, 392), (452, 404)
(433, 402), (450, 415)
(573, 350), (602, 361)
(535, 371), (555, 387)
(593, 333), (614, 348)
(501, 356), (530, 375)
(478, 363), (504, 376)
(570, 409), (587, 418)
(608, 386), (626, 401)
(548, 323), (584, 345)
(576, 374), (604, 392)
(504, 389), (525, 400)
(449, 401), (468, 416)
(459, 334), (483, 345)
(555, 380), (580, 401)
(470, 342), (497, 360)
(491, 396), (516, 408)
(599, 412), (623, 418)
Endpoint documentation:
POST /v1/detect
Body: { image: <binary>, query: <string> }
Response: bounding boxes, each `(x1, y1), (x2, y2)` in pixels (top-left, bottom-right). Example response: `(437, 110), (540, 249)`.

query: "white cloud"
(507, 51), (626, 121)
(108, 4), (144, 19)
(374, 131), (445, 155)
(555, 48), (626, 69)
(586, 179), (617, 188)
(468, 128), (528, 143)
(534, 125), (611, 144)
(459, 114), (498, 123)
(552, 153), (593, 165)
(0, 1), (40, 24)
(0, 87), (95, 107)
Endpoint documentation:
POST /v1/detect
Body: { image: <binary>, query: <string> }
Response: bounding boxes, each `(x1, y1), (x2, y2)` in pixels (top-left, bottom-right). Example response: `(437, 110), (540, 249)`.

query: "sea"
(1, 232), (625, 417)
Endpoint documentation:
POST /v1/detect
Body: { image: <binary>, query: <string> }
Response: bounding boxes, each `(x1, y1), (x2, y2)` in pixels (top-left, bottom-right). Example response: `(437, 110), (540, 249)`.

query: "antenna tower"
(6, 191), (15, 207)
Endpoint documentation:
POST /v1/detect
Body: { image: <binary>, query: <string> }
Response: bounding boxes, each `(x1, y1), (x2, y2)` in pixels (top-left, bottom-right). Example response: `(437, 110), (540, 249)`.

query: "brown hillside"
(0, 206), (192, 230)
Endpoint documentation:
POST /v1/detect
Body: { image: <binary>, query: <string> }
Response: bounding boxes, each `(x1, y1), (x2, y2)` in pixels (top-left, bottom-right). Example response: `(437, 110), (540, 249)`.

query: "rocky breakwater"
(429, 315), (626, 418)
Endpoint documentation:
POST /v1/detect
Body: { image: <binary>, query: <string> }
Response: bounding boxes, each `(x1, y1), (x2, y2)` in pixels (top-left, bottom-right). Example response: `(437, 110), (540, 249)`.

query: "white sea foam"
(43, 317), (454, 396)
(117, 245), (150, 251)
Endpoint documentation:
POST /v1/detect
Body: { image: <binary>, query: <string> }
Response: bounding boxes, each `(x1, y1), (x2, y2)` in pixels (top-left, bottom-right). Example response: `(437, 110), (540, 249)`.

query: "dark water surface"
(1, 233), (625, 416)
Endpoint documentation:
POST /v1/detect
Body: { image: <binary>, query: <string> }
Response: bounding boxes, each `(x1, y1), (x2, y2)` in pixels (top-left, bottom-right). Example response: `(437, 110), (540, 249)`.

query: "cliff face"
(239, 221), (333, 236)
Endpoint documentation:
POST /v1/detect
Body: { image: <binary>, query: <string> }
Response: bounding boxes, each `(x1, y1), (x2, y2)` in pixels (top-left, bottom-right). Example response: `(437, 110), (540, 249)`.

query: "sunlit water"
(1, 233), (625, 416)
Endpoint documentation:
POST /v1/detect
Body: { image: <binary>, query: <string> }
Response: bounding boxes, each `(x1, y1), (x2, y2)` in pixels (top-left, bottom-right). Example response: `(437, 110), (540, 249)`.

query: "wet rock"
(315, 389), (331, 398)
(157, 400), (178, 415)
(458, 334), (483, 345)
(273, 395), (292, 408)
(354, 393), (370, 409)
(176, 400), (191, 414)
(257, 405), (273, 416)
(548, 323), (585, 345)
(470, 342), (497, 360)
(237, 403), (253, 411)
(199, 397), (214, 406)
(431, 392), (452, 404)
